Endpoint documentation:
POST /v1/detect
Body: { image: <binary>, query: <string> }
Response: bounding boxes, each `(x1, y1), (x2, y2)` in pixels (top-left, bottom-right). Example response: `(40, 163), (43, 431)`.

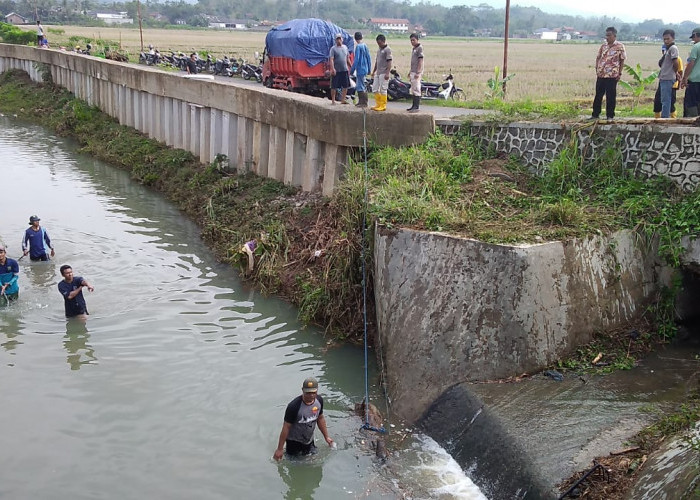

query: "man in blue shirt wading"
(22, 215), (55, 261)
(58, 265), (94, 318)
(0, 244), (20, 302)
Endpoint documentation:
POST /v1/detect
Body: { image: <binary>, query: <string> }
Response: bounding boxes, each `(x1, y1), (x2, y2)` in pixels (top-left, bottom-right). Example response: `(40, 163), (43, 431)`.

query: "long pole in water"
(503, 0), (511, 97)
(361, 110), (370, 426)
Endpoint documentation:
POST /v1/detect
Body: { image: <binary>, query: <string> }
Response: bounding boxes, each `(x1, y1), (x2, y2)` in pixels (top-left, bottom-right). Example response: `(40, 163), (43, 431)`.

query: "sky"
(435, 0), (700, 24)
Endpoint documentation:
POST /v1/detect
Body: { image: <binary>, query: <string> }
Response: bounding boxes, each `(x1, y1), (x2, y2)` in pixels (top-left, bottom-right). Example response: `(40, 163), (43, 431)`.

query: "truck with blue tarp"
(262, 18), (354, 96)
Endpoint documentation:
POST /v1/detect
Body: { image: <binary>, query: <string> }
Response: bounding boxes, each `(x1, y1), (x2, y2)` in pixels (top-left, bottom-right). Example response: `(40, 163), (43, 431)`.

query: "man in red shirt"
(590, 27), (627, 121)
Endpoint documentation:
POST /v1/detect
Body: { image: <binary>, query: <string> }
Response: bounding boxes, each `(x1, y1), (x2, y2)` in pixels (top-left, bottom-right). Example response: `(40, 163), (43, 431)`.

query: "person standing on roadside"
(22, 215), (55, 261)
(36, 20), (44, 45)
(350, 32), (372, 108)
(680, 27), (700, 118)
(370, 34), (392, 112)
(0, 244), (20, 303)
(329, 34), (351, 105)
(186, 53), (197, 75)
(58, 265), (94, 319)
(654, 42), (684, 118)
(590, 27), (626, 121)
(407, 33), (424, 113)
(657, 30), (681, 118)
(273, 377), (334, 460)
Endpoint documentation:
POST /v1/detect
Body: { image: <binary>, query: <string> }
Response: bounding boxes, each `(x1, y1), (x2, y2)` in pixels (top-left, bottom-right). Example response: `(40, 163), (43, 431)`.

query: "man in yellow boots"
(370, 34), (392, 111)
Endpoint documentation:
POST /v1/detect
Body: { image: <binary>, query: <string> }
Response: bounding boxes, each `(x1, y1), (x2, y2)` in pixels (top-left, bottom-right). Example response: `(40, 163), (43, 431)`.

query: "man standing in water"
(22, 215), (55, 261)
(58, 265), (94, 318)
(273, 377), (334, 460)
(0, 244), (20, 303)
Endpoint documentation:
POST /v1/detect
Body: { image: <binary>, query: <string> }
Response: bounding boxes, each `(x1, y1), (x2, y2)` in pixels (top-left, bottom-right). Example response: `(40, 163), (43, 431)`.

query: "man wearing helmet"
(22, 215), (55, 261)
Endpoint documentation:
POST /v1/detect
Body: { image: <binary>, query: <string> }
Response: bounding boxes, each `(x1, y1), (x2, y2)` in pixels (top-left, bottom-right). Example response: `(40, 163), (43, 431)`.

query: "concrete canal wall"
(374, 227), (661, 423)
(0, 44), (434, 195)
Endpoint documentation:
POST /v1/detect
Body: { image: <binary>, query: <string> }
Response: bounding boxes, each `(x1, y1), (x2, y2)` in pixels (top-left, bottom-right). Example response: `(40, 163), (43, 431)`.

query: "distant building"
(208, 18), (255, 30)
(4, 12), (27, 25)
(369, 18), (410, 33)
(94, 11), (133, 25)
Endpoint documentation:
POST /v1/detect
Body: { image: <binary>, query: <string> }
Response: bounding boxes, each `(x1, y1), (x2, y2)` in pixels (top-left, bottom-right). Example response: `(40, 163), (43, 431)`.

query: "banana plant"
(485, 66), (515, 100)
(619, 63), (659, 110)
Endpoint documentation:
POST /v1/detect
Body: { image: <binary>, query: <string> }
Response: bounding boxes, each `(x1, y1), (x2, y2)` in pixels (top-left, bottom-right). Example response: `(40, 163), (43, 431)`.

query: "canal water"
(0, 116), (486, 499)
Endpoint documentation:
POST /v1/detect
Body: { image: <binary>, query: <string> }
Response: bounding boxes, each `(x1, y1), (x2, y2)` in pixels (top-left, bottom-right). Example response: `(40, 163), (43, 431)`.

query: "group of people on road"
(330, 32), (424, 113)
(0, 215), (93, 318)
(591, 26), (700, 120)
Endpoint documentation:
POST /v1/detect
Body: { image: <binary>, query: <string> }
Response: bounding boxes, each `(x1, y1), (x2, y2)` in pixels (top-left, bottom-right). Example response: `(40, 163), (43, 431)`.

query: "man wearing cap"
(273, 377), (334, 460)
(22, 215), (55, 262)
(0, 244), (20, 303)
(329, 34), (351, 105)
(680, 27), (700, 118)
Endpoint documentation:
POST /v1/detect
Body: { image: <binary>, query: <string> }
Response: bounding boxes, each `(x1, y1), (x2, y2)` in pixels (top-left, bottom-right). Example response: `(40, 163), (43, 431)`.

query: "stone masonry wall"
(438, 120), (700, 191)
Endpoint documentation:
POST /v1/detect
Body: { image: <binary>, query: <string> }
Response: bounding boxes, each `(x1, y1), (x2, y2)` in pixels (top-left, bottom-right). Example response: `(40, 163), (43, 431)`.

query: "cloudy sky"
(436, 0), (699, 24)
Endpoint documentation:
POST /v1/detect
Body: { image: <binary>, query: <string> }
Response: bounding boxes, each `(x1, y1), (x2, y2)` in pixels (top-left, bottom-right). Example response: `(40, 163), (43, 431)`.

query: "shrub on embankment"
(3, 68), (700, 344)
(0, 22), (36, 45)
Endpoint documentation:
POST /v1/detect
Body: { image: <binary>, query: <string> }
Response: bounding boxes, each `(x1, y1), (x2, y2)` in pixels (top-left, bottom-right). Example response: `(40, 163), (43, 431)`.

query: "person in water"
(22, 215), (55, 261)
(0, 244), (20, 302)
(58, 265), (94, 318)
(273, 377), (334, 460)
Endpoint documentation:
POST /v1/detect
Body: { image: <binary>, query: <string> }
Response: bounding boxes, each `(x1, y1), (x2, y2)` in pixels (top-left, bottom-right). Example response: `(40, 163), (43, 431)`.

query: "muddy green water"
(0, 117), (486, 499)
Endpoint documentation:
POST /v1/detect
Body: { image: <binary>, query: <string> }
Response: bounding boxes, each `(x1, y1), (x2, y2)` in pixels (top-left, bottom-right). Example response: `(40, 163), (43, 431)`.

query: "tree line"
(2, 0), (698, 39)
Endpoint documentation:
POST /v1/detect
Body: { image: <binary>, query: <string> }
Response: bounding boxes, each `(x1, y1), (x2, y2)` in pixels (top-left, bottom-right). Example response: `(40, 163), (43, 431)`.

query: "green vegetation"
(2, 68), (699, 342)
(0, 22), (37, 45)
(619, 63), (659, 111)
(485, 66), (515, 101)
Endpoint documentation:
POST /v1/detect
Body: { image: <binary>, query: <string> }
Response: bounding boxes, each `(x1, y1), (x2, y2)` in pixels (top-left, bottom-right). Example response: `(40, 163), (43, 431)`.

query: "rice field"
(38, 25), (693, 103)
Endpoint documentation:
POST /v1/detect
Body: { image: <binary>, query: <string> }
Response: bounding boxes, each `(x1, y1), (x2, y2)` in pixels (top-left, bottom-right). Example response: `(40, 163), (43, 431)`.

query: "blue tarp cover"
(265, 18), (354, 67)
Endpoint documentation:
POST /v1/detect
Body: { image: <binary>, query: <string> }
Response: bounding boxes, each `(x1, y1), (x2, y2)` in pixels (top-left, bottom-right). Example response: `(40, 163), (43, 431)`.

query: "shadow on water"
(277, 457), (323, 500)
(63, 317), (97, 370)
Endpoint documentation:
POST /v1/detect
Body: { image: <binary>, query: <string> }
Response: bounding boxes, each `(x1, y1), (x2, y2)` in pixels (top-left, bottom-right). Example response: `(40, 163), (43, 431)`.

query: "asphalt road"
(198, 70), (489, 120)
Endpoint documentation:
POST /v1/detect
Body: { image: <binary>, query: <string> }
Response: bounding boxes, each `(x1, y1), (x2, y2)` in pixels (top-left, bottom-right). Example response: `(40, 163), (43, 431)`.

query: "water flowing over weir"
(0, 117), (486, 499)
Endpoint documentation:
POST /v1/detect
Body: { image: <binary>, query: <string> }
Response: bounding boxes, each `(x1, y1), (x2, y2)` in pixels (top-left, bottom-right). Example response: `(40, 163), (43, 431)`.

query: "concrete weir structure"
(0, 44), (434, 195)
(374, 226), (660, 424)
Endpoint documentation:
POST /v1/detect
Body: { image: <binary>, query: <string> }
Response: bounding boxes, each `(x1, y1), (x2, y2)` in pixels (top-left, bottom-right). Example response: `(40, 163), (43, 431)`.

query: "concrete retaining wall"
(438, 120), (700, 191)
(0, 44), (434, 195)
(374, 226), (659, 423)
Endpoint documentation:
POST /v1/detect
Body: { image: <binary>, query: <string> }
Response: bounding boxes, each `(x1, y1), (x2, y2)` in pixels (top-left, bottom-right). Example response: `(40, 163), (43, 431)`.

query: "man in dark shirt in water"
(58, 264), (94, 318)
(273, 377), (334, 460)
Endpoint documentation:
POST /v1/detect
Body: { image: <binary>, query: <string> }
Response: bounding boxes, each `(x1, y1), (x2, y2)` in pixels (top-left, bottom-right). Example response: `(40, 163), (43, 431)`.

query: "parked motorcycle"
(213, 56), (234, 77)
(424, 72), (464, 100)
(386, 69), (463, 101)
(241, 60), (259, 81)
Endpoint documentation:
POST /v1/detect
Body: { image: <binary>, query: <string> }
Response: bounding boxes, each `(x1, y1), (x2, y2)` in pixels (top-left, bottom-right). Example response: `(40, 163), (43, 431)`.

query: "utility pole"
(503, 0), (510, 97)
(137, 0), (144, 52)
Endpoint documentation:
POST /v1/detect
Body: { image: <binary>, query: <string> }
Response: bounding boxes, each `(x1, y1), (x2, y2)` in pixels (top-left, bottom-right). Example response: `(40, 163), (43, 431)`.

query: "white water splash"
(390, 434), (488, 499)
